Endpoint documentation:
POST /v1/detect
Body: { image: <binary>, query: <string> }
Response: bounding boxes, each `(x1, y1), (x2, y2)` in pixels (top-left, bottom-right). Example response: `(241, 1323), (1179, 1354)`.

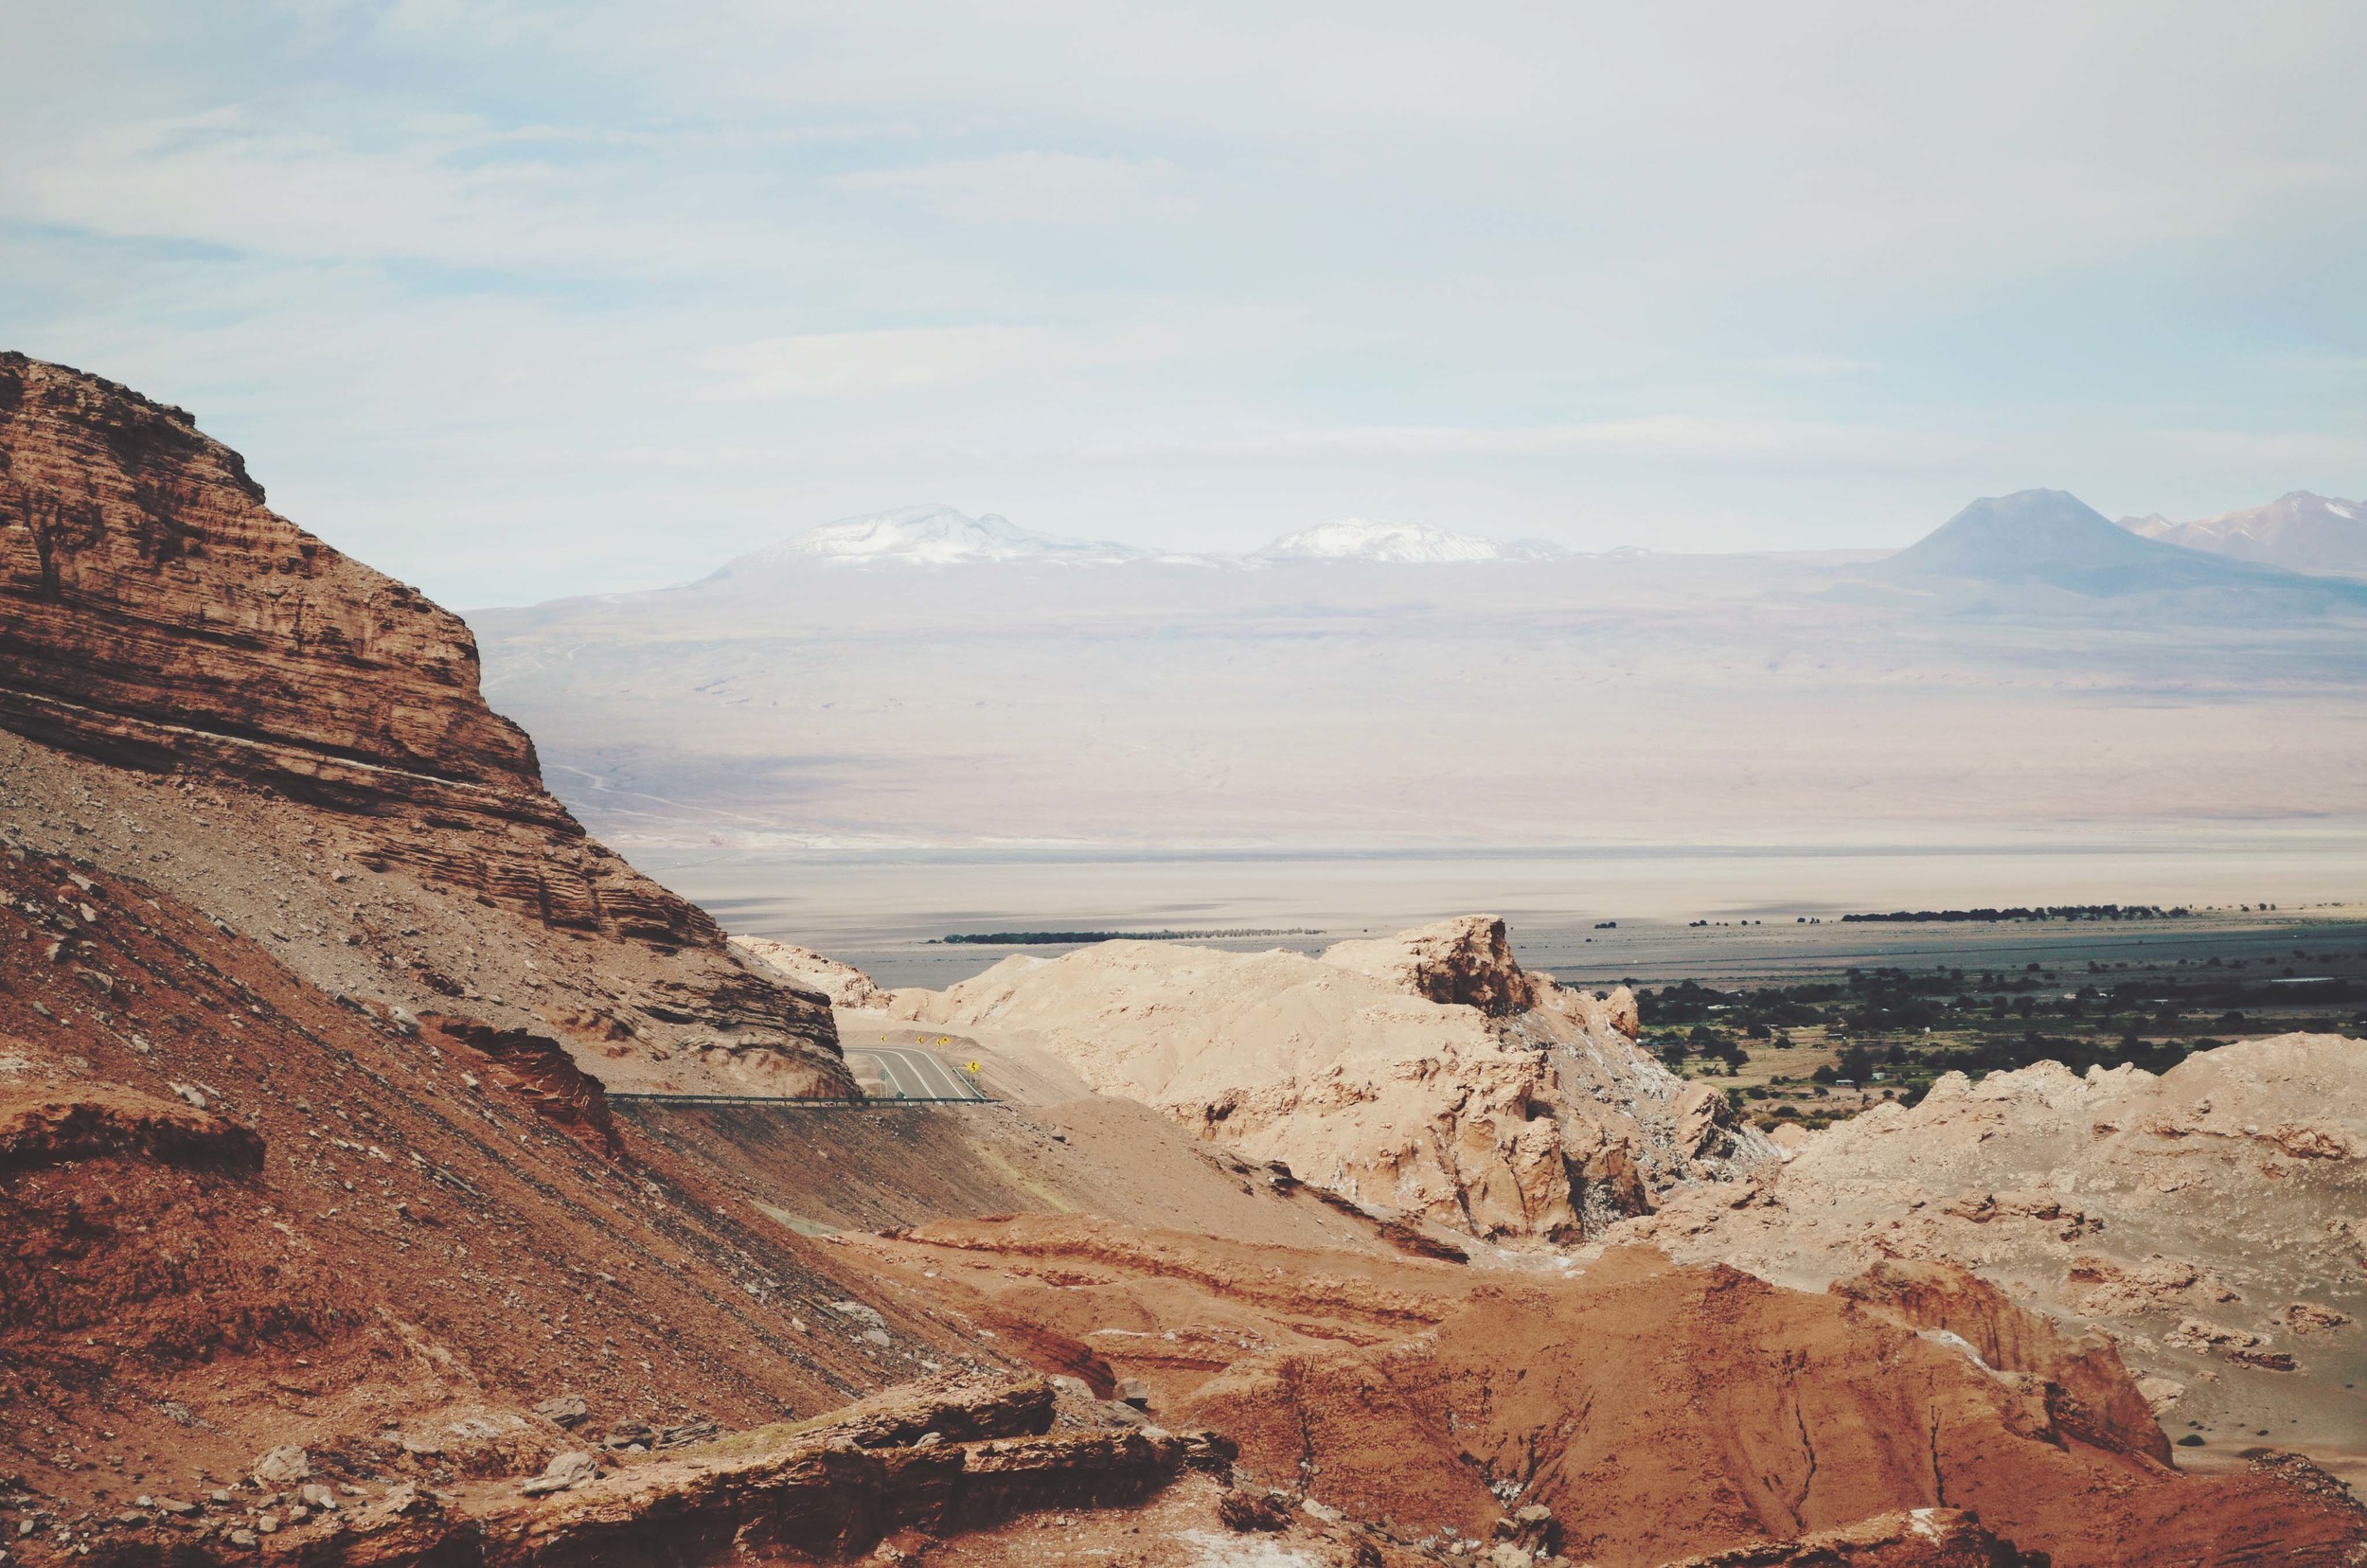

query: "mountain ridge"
(2120, 490), (2367, 579)
(706, 503), (1156, 572)
(1866, 487), (2367, 601)
(1249, 517), (1568, 563)
(683, 504), (1581, 582)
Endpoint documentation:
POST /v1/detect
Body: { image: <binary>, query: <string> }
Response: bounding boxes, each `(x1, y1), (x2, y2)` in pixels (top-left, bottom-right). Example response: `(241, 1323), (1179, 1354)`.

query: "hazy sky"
(6, 2), (2364, 604)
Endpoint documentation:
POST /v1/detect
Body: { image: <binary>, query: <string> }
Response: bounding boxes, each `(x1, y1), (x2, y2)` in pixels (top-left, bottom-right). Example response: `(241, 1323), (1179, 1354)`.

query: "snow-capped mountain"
(696, 505), (1575, 577)
(2118, 491), (2367, 579)
(1249, 518), (1567, 564)
(706, 505), (1153, 575)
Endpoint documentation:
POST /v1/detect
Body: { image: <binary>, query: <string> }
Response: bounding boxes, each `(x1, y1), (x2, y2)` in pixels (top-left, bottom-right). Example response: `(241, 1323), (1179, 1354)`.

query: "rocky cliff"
(0, 353), (842, 1090)
(881, 916), (1774, 1240)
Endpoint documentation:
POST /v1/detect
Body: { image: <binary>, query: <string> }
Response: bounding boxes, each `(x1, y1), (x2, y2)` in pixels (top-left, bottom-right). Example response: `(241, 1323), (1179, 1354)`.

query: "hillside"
(2, 356), (2362, 1566)
(2123, 490), (2367, 579)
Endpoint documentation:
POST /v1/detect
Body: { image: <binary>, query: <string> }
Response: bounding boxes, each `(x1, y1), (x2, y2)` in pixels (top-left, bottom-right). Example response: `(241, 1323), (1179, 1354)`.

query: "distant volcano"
(1871, 488), (2365, 600)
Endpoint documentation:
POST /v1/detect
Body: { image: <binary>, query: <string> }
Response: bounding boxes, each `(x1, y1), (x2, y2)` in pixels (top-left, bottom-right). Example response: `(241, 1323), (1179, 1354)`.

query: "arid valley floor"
(5, 353), (2365, 1568)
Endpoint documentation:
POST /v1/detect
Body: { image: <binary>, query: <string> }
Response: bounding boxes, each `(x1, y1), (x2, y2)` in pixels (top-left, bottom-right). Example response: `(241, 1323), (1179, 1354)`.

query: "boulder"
(520, 1452), (599, 1498)
(250, 1447), (310, 1486)
(1320, 916), (1539, 1017)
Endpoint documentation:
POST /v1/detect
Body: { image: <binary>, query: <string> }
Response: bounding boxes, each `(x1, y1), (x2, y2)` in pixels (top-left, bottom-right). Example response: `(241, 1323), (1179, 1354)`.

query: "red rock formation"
(0, 353), (840, 1083)
(418, 1013), (623, 1157)
(1662, 1508), (2032, 1566)
(1831, 1257), (2170, 1462)
(1, 353), (686, 940)
(0, 1085), (265, 1174)
(0, 842), (923, 1526)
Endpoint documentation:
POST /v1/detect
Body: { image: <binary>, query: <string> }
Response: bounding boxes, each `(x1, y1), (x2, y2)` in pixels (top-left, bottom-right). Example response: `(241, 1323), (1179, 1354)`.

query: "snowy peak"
(2117, 491), (2367, 579)
(1250, 518), (1566, 564)
(702, 506), (1575, 577)
(710, 505), (1152, 574)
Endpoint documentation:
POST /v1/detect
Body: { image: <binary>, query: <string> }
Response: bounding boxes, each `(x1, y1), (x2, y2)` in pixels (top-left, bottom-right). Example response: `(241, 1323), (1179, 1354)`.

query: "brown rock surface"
(1828, 1257), (2168, 1460)
(1614, 1038), (2367, 1475)
(0, 353), (843, 1093)
(0, 846), (930, 1517)
(0, 1371), (1236, 1568)
(1658, 1508), (2029, 1566)
(417, 1013), (624, 1156)
(1319, 914), (1539, 1016)
(849, 1220), (2365, 1565)
(0, 1081), (265, 1173)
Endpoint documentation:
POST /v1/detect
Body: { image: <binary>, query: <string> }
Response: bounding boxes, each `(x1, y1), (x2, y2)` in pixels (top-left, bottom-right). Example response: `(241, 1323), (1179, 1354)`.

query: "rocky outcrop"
(0, 354), (843, 1090)
(1320, 915), (1539, 1016)
(730, 935), (888, 1009)
(1662, 1508), (2033, 1566)
(862, 1226), (2355, 1567)
(0, 1085), (266, 1173)
(1613, 1035), (2367, 1453)
(0, 1377), (1233, 1568)
(885, 919), (1773, 1240)
(418, 1014), (622, 1157)
(1830, 1258), (2169, 1460)
(0, 355), (531, 793)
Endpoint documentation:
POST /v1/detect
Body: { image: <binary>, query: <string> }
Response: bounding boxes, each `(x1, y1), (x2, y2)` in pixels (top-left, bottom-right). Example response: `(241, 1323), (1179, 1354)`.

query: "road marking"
(845, 1046), (987, 1102)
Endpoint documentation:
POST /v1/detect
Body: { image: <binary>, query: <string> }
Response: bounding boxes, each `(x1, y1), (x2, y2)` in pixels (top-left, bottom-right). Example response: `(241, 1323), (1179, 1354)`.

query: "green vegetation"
(1632, 952), (2366, 1134)
(1841, 904), (2191, 923)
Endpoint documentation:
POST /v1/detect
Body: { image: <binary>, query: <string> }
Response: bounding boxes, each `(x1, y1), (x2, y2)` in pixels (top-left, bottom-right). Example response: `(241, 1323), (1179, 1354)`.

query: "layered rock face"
(1618, 1035), (2367, 1460)
(882, 916), (1773, 1239)
(851, 1219), (2366, 1565)
(0, 356), (532, 792)
(0, 354), (841, 1090)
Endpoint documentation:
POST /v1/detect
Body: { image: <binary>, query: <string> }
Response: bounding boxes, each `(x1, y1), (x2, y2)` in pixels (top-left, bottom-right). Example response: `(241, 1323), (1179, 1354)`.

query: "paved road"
(845, 1045), (987, 1102)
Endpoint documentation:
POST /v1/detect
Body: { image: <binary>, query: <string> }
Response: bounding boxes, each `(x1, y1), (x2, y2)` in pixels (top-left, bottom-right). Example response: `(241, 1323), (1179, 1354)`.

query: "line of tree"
(1840, 904), (2189, 924)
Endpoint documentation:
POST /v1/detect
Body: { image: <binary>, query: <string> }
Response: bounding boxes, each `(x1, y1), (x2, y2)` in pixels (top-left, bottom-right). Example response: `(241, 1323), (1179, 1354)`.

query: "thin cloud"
(697, 326), (1041, 399)
(833, 152), (1195, 223)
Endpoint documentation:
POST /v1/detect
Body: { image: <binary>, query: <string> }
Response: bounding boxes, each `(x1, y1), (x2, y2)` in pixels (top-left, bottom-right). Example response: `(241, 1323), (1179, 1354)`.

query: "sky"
(4, 1), (2364, 606)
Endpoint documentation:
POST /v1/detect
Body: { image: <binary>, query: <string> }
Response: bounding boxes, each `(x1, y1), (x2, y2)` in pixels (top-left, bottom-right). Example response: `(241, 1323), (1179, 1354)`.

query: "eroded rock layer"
(845, 1217), (2367, 1565)
(0, 353), (841, 1089)
(881, 916), (1772, 1240)
(1618, 1037), (2367, 1466)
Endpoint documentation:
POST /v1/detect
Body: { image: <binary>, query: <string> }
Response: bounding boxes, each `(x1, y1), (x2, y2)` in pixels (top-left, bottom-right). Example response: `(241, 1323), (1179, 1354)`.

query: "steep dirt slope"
(882, 917), (1771, 1240)
(0, 352), (841, 1094)
(0, 843), (999, 1521)
(0, 835), (1432, 1565)
(1619, 1039), (2367, 1474)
